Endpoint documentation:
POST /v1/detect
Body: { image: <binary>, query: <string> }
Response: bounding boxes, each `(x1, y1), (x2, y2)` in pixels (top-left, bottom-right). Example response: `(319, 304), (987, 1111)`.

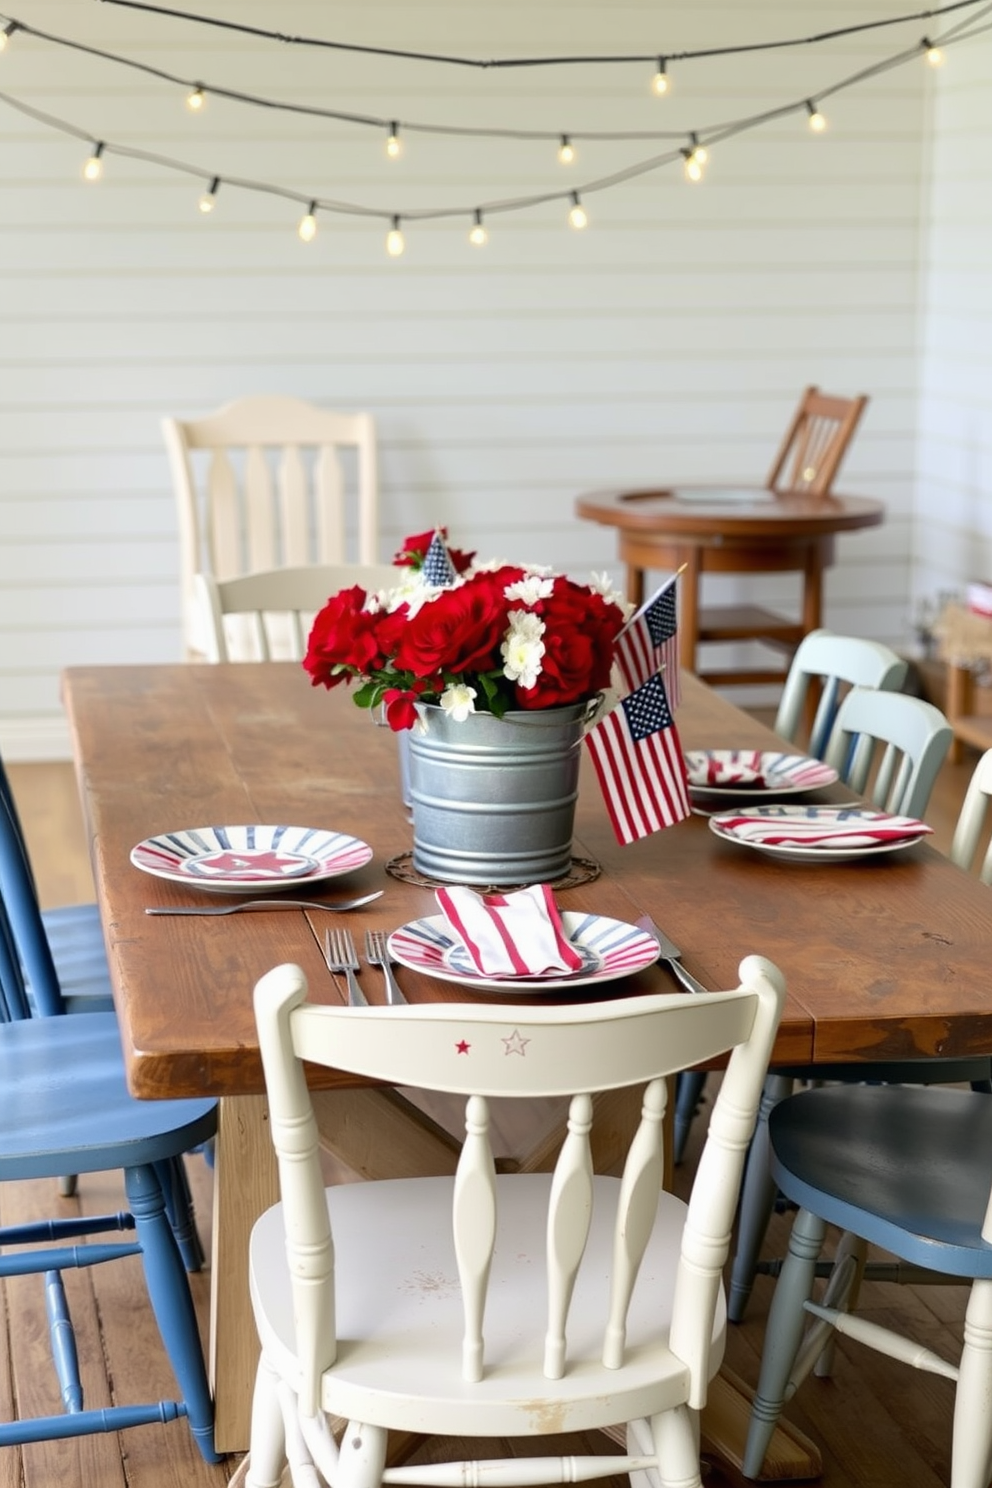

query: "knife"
(635, 914), (710, 996)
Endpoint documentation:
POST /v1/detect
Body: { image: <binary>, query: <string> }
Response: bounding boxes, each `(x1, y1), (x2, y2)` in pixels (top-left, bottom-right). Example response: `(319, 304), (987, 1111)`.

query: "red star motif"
(455, 1039), (471, 1054)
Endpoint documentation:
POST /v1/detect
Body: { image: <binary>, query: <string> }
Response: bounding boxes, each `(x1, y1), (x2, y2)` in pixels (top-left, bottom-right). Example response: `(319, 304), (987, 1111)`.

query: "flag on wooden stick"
(584, 671), (691, 845)
(613, 571), (681, 708)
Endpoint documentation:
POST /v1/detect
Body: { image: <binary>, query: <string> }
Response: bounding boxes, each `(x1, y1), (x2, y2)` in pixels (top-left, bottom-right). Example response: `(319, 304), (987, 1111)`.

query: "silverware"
(364, 929), (406, 1005)
(325, 927), (367, 1006)
(635, 914), (709, 995)
(145, 891), (383, 917)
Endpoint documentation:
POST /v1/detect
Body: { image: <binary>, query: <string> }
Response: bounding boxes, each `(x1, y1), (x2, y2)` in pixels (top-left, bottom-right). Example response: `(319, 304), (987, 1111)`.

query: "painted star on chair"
(502, 1030), (530, 1057)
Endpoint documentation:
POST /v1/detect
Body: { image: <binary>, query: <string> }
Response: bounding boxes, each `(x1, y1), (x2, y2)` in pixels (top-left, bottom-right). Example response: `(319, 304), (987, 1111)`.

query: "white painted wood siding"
(915, 25), (992, 622)
(0, 0), (974, 756)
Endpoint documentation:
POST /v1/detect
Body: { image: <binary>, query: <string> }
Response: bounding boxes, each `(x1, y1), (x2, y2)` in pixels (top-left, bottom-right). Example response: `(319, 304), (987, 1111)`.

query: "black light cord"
(91, 0), (988, 70)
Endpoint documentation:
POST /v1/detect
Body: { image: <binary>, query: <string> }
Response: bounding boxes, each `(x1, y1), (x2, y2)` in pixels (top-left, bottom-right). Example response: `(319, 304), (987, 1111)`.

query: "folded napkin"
(435, 883), (584, 977)
(714, 810), (933, 848)
(685, 749), (834, 790)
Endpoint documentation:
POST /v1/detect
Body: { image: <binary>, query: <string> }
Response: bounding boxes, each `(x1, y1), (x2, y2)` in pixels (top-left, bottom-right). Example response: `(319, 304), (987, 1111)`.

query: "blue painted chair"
(743, 1082), (992, 1484)
(0, 760), (210, 1226)
(673, 631), (909, 1165)
(727, 719), (989, 1328)
(0, 755), (111, 1018)
(0, 804), (220, 1459)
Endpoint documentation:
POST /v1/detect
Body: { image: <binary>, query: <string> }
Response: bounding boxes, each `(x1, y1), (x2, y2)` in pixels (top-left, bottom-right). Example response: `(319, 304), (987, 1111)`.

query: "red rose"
(304, 587), (408, 688)
(394, 574), (507, 678)
(514, 578), (624, 708)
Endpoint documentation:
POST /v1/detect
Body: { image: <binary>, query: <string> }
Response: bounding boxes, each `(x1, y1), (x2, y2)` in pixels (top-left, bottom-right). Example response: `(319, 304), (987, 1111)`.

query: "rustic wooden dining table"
(62, 661), (992, 1465)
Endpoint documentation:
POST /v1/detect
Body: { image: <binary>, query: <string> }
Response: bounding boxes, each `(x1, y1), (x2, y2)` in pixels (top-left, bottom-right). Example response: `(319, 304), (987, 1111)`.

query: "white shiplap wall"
(915, 23), (992, 614)
(0, 0), (958, 756)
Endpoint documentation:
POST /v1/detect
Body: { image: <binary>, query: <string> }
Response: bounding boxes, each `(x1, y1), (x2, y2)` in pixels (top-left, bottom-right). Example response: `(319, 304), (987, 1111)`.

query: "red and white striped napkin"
(713, 809), (933, 849)
(434, 883), (584, 977)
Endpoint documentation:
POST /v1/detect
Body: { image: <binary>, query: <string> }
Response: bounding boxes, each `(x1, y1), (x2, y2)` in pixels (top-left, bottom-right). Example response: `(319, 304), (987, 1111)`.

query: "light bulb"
(693, 145), (708, 166)
(386, 217), (405, 256)
(0, 20), (17, 51)
(568, 193), (587, 230)
(469, 211), (488, 247)
(682, 151), (703, 183)
(557, 135), (575, 165)
(386, 122), (402, 159)
(186, 85), (205, 112)
(298, 203), (317, 242)
(198, 177), (219, 213)
(926, 42), (944, 67)
(83, 143), (104, 182)
(651, 58), (669, 96)
(806, 101), (826, 133)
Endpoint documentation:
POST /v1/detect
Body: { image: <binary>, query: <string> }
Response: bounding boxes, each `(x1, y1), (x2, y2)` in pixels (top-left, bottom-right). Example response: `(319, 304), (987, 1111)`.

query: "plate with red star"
(387, 912), (660, 993)
(130, 825), (373, 895)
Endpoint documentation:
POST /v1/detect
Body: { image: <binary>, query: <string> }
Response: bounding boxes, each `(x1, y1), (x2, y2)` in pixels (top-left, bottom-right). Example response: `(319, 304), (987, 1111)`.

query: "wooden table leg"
(210, 1094), (278, 1454)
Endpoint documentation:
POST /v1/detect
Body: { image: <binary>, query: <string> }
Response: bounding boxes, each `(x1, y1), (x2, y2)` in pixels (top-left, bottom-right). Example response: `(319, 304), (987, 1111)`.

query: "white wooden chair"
(820, 685), (953, 817)
(245, 955), (786, 1488)
(771, 629), (908, 761)
(162, 396), (379, 658)
(196, 563), (398, 663)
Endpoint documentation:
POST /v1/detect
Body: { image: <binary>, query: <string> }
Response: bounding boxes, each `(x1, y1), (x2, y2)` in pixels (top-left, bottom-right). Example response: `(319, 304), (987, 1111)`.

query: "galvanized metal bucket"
(408, 702), (588, 885)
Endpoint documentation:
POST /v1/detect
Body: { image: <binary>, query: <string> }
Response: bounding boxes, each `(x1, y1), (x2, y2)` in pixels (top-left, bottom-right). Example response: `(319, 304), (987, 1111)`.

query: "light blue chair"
(727, 700), (984, 1326)
(673, 631), (909, 1165)
(743, 1083), (992, 1485)
(0, 803), (220, 1460)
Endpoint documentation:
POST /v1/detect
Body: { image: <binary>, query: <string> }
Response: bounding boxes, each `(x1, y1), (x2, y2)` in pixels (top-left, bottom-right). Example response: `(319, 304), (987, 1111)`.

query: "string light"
(806, 99), (827, 132)
(185, 84), (205, 112)
(0, 20), (17, 51)
(651, 57), (670, 95)
(0, 1), (980, 246)
(198, 176), (219, 213)
(298, 201), (317, 242)
(922, 35), (946, 64)
(386, 215), (405, 256)
(557, 134), (575, 165)
(568, 192), (588, 230)
(469, 209), (488, 246)
(682, 134), (706, 182)
(386, 122), (402, 158)
(82, 141), (104, 181)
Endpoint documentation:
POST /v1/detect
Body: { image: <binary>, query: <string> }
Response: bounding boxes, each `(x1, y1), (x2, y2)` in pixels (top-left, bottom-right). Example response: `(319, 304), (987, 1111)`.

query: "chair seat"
(0, 1012), (216, 1179)
(769, 1084), (992, 1278)
(249, 1172), (723, 1438)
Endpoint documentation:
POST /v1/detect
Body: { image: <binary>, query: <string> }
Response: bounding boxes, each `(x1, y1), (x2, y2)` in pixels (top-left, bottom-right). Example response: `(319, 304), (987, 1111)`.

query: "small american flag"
(421, 530), (457, 586)
(585, 672), (691, 845)
(614, 573), (680, 708)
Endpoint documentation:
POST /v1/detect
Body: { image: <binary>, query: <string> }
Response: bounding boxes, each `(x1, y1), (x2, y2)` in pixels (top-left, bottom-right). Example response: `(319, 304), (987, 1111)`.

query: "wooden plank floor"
(3, 741), (987, 1488)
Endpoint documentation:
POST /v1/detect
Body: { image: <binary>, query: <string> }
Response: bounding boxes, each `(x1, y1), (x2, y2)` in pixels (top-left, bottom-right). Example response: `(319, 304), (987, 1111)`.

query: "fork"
(145, 890), (383, 916)
(324, 927), (367, 1006)
(364, 929), (406, 1005)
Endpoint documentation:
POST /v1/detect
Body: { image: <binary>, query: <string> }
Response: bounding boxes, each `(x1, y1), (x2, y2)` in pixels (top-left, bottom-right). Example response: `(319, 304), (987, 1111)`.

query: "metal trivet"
(384, 852), (601, 893)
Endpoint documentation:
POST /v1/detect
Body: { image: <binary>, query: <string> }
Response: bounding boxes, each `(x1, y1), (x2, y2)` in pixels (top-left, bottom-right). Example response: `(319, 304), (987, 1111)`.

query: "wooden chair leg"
(743, 1206), (827, 1480)
(124, 1162), (218, 1464)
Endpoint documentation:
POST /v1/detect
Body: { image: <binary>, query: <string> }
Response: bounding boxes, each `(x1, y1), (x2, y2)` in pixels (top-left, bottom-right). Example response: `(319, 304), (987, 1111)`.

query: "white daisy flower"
(439, 683), (478, 721)
(504, 573), (554, 605)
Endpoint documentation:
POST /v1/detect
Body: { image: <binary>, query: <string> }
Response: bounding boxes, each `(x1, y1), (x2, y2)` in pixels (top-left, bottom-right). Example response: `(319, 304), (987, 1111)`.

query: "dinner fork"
(145, 890), (383, 916)
(324, 927), (367, 1006)
(364, 929), (406, 1005)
